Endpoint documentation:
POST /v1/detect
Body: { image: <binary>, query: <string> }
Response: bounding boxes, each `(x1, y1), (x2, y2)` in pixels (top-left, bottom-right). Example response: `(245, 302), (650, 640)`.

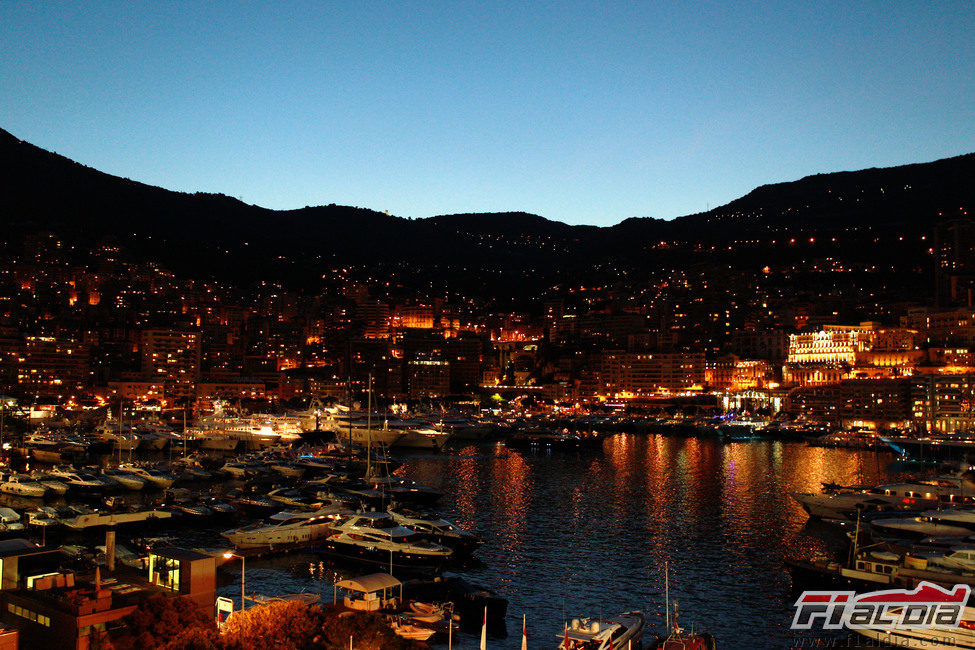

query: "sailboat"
(649, 563), (716, 650)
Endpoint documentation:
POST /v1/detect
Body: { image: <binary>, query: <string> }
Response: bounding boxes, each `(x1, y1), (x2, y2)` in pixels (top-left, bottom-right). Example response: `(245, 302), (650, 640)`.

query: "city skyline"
(2, 2), (973, 226)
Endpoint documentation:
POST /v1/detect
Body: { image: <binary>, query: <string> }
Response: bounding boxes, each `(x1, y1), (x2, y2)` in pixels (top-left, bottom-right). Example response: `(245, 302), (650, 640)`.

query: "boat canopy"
(335, 572), (402, 594)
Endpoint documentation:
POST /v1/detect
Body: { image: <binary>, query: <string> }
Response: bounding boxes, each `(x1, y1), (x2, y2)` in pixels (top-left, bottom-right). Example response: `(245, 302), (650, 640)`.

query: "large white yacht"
(792, 474), (975, 521)
(388, 506), (482, 556)
(320, 512), (453, 570)
(222, 506), (348, 550)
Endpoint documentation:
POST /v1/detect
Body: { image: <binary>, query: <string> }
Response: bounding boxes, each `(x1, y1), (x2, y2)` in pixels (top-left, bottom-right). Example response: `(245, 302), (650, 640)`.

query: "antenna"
(665, 561), (670, 633)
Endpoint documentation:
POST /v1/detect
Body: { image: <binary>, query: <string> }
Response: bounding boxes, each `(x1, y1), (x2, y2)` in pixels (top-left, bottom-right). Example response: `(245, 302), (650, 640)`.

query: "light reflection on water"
(395, 434), (905, 649)
(201, 435), (912, 648)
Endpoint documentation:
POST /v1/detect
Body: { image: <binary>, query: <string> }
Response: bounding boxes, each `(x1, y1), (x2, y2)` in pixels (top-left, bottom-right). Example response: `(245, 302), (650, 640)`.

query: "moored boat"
(0, 473), (49, 498)
(222, 506), (347, 550)
(320, 512), (453, 571)
(556, 611), (645, 650)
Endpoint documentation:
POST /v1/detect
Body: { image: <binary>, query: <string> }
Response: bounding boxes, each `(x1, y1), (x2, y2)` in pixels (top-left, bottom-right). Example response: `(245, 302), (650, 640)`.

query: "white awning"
(335, 573), (402, 593)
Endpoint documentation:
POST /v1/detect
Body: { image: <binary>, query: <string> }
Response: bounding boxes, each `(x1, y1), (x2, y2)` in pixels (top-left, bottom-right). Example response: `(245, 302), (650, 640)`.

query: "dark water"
(214, 435), (911, 649)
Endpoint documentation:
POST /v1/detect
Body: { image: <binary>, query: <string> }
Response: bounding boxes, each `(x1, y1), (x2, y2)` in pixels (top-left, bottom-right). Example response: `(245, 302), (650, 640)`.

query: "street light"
(223, 552), (245, 614)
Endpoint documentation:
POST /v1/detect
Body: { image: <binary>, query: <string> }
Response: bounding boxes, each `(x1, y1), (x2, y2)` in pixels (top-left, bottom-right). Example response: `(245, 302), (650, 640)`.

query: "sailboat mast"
(366, 373), (372, 479)
(665, 561), (670, 634)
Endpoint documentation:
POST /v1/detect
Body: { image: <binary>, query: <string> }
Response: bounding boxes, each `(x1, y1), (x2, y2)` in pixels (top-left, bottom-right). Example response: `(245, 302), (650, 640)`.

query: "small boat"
(650, 565), (716, 650)
(556, 611), (645, 650)
(390, 620), (436, 641)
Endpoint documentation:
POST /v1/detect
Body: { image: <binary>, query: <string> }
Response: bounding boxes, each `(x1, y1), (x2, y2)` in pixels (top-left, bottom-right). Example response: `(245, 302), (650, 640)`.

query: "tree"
(116, 594), (218, 650)
(220, 600), (325, 650)
(308, 606), (426, 650)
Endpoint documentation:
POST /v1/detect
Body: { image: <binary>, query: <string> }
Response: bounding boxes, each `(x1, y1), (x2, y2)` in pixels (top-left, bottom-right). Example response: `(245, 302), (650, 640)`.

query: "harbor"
(0, 407), (929, 648)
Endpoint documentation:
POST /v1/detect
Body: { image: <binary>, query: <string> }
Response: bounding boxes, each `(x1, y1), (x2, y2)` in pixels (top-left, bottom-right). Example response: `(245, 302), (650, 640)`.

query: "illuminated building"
(935, 218), (975, 307)
(705, 356), (774, 390)
(140, 329), (201, 400)
(783, 323), (920, 386)
(16, 336), (88, 397)
(358, 300), (390, 338)
(597, 351), (705, 396)
(406, 357), (450, 399)
(910, 373), (975, 433)
(787, 378), (912, 429)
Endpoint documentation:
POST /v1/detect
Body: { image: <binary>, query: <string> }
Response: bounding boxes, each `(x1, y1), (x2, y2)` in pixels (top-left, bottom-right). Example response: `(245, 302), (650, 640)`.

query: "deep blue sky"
(1, 3), (973, 226)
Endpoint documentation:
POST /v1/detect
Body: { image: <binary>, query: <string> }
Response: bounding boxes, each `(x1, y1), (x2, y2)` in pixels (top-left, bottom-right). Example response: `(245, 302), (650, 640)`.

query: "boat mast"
(366, 373), (372, 479)
(665, 560), (670, 634)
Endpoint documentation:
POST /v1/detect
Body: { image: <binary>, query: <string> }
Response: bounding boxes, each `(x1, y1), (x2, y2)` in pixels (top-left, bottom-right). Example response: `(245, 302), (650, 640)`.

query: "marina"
(0, 410), (969, 647)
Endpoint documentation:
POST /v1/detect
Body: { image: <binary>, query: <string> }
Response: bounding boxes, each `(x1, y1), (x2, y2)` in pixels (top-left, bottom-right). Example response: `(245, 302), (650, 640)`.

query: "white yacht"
(556, 612), (646, 650)
(792, 474), (975, 521)
(184, 428), (240, 451)
(29, 471), (68, 496)
(0, 474), (49, 498)
(921, 546), (975, 573)
(118, 464), (176, 489)
(47, 468), (112, 492)
(388, 506), (482, 555)
(60, 507), (173, 530)
(221, 506), (347, 549)
(393, 427), (451, 450)
(856, 604), (975, 648)
(320, 512), (453, 570)
(322, 412), (404, 448)
(870, 509), (975, 539)
(0, 508), (25, 534)
(100, 468), (147, 491)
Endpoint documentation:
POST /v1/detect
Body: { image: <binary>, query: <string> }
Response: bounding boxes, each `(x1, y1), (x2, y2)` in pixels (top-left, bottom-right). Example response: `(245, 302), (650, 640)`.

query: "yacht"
(0, 474), (49, 498)
(388, 506), (482, 556)
(47, 468), (112, 492)
(100, 468), (147, 491)
(919, 546), (975, 573)
(0, 508), (25, 535)
(556, 611), (646, 650)
(118, 464), (176, 489)
(869, 508), (975, 540)
(369, 477), (443, 506)
(59, 506), (173, 530)
(184, 428), (240, 451)
(392, 427), (451, 450)
(222, 506), (347, 550)
(855, 605), (975, 648)
(322, 412), (405, 448)
(266, 487), (325, 509)
(29, 471), (69, 496)
(320, 512), (453, 570)
(220, 460), (269, 480)
(792, 474), (975, 521)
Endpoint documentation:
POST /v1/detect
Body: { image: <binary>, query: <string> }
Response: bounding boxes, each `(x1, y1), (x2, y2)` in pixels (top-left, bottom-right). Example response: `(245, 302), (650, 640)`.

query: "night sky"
(1, 2), (973, 225)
